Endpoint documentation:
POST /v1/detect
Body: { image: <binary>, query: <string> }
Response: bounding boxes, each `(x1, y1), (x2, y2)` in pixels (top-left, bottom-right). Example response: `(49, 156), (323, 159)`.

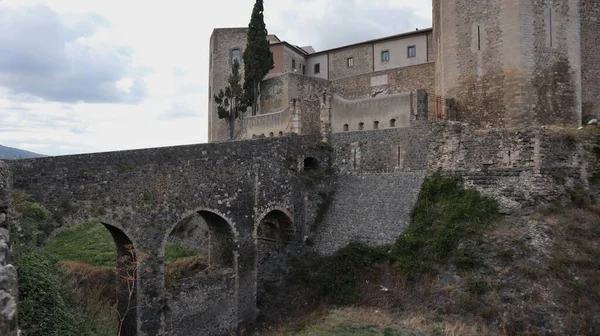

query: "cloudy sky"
(0, 0), (431, 156)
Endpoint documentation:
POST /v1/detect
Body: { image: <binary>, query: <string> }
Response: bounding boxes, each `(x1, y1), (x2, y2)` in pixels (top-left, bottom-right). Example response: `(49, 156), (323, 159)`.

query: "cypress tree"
(243, 0), (274, 115)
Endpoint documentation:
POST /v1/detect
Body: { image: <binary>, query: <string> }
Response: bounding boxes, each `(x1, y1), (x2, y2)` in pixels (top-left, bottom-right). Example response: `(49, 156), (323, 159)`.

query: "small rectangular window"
(314, 63), (320, 74)
(347, 57), (354, 68)
(381, 50), (390, 62)
(292, 59), (296, 70)
(407, 46), (416, 58)
(302, 64), (305, 75)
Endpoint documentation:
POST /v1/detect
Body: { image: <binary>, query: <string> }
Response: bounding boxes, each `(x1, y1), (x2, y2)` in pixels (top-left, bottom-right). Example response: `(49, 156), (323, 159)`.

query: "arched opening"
(104, 223), (140, 336)
(303, 157), (320, 171)
(163, 210), (236, 335)
(390, 119), (396, 128)
(255, 210), (295, 314)
(373, 120), (379, 129)
(43, 221), (139, 335)
(343, 124), (349, 132)
(358, 122), (364, 131)
(269, 132), (274, 138)
(278, 131), (283, 137)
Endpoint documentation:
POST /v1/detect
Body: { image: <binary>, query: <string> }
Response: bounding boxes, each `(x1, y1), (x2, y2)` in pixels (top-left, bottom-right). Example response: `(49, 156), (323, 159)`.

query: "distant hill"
(0, 144), (46, 160)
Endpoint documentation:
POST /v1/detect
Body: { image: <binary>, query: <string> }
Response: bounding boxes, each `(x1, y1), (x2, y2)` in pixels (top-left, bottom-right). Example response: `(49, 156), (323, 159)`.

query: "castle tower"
(208, 28), (248, 142)
(433, 0), (583, 128)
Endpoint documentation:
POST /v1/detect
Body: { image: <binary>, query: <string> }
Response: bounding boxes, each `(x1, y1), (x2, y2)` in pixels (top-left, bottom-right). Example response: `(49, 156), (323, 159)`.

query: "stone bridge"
(8, 135), (328, 336)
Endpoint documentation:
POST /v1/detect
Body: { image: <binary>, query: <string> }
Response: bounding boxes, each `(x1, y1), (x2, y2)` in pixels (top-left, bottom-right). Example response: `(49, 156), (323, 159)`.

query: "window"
(302, 64), (305, 75)
(373, 121), (379, 129)
(347, 57), (354, 68)
(358, 122), (364, 131)
(407, 46), (416, 58)
(390, 119), (396, 128)
(231, 49), (241, 65)
(314, 63), (321, 74)
(278, 131), (283, 137)
(269, 132), (274, 138)
(292, 59), (296, 70)
(381, 50), (390, 62)
(343, 124), (349, 132)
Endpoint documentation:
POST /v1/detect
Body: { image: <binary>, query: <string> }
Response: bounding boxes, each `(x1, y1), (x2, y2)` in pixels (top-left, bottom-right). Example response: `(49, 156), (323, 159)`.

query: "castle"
(208, 0), (600, 142)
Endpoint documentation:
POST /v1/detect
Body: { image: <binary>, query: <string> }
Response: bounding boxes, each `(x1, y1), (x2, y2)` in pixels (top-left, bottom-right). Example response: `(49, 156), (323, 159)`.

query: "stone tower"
(433, 0), (583, 128)
(580, 0), (600, 119)
(208, 28), (248, 142)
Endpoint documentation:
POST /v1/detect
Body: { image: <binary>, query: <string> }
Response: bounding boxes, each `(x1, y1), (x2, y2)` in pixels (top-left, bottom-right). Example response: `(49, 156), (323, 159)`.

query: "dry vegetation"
(255, 174), (600, 336)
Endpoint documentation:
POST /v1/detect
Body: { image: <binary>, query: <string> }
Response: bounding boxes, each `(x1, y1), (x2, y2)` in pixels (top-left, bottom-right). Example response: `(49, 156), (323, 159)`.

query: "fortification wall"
(313, 123), (593, 254)
(331, 123), (590, 210)
(581, 0), (600, 118)
(258, 73), (330, 136)
(313, 172), (425, 255)
(331, 62), (435, 120)
(330, 92), (412, 133)
(244, 107), (291, 138)
(0, 161), (17, 335)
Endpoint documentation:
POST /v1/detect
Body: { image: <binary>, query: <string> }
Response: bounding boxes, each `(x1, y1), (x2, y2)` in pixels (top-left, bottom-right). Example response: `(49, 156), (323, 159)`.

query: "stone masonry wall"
(330, 93), (413, 133)
(313, 172), (425, 255)
(313, 122), (592, 255)
(581, 0), (600, 118)
(332, 62), (435, 121)
(258, 73), (330, 136)
(0, 161), (17, 335)
(331, 122), (590, 211)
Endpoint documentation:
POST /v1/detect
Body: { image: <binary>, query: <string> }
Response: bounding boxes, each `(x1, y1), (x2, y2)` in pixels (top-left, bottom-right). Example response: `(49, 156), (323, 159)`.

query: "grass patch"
(165, 243), (200, 262)
(45, 222), (204, 267)
(45, 222), (117, 267)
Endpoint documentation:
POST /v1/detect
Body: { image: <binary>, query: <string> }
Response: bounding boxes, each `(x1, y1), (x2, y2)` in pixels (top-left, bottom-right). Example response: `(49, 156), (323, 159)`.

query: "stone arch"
(254, 208), (296, 313)
(59, 218), (140, 336)
(162, 208), (239, 335)
(100, 222), (140, 336)
(253, 207), (295, 241)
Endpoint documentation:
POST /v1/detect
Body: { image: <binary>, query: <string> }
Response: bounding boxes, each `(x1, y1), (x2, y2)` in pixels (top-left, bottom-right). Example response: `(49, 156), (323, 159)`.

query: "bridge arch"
(254, 207), (297, 314)
(161, 208), (240, 335)
(56, 218), (140, 336)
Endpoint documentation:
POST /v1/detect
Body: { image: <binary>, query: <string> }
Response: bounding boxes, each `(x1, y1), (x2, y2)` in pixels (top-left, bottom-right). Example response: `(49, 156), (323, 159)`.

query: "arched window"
(343, 124), (349, 132)
(269, 132), (274, 138)
(373, 121), (379, 129)
(231, 49), (241, 65)
(278, 131), (283, 137)
(358, 122), (364, 131)
(390, 119), (396, 128)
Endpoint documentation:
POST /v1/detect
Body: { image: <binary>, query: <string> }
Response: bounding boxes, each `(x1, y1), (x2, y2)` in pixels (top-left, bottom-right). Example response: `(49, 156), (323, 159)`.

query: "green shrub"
(313, 172), (499, 305)
(391, 172), (499, 274)
(17, 250), (86, 336)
